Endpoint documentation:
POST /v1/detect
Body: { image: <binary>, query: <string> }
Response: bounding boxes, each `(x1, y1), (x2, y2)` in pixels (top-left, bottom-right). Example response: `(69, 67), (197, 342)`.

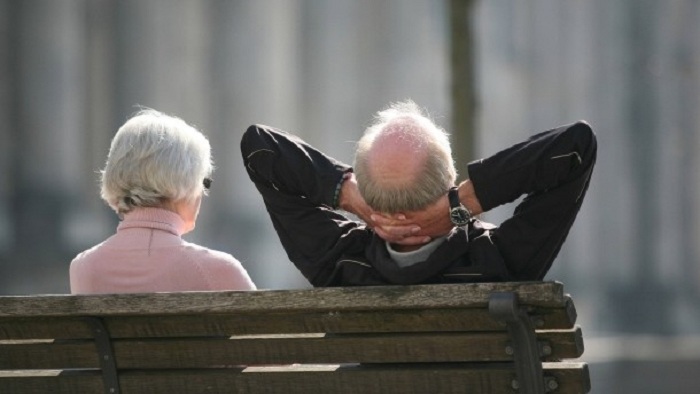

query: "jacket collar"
(366, 227), (470, 284)
(117, 207), (187, 236)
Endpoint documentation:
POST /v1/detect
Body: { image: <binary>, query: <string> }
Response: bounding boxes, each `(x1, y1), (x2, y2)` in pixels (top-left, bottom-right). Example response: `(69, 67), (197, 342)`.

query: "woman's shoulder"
(179, 241), (256, 290)
(180, 241), (243, 267)
(70, 239), (111, 265)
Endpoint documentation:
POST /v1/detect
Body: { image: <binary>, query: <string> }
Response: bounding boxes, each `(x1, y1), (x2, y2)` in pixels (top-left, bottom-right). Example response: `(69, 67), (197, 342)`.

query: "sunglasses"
(203, 178), (213, 191)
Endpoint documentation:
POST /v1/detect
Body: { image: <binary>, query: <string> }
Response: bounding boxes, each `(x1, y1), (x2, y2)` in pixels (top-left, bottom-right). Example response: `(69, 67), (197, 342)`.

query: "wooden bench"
(0, 281), (589, 393)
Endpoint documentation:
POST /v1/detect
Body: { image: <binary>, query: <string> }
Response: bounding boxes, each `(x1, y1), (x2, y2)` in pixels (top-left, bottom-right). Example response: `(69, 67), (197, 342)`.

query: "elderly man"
(241, 101), (596, 287)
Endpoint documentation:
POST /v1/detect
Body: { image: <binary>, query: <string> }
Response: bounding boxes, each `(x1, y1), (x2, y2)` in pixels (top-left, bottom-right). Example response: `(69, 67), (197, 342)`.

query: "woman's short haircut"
(354, 100), (457, 213)
(100, 109), (213, 214)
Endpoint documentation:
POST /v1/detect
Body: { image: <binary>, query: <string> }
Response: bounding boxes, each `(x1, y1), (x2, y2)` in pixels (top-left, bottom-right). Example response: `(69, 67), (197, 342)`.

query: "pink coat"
(69, 207), (256, 294)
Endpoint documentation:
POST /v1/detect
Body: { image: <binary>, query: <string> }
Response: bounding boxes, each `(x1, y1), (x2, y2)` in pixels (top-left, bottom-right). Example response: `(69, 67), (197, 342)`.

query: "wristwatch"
(448, 186), (471, 226)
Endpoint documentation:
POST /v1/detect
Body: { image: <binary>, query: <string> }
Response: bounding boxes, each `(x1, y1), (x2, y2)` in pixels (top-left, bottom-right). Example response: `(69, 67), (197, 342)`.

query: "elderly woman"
(69, 109), (256, 294)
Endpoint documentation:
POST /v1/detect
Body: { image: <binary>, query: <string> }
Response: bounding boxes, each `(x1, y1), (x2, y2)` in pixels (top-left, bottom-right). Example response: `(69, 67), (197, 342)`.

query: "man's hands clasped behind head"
(339, 175), (483, 246)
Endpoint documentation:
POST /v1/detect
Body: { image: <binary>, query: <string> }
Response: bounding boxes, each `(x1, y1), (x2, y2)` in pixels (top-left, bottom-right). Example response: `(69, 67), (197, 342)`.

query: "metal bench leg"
(85, 317), (121, 394)
(489, 292), (546, 394)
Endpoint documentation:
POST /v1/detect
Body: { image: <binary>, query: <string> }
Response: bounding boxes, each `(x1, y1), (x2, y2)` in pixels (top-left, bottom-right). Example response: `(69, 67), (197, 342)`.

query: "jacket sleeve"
(240, 124), (370, 286)
(467, 121), (597, 280)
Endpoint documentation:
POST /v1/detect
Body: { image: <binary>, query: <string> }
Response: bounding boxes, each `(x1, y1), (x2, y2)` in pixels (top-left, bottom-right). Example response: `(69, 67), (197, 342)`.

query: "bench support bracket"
(86, 317), (121, 394)
(489, 292), (546, 394)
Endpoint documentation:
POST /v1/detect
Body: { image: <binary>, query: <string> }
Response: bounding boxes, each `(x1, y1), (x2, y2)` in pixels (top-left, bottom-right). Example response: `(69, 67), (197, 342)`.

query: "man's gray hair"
(354, 100), (457, 213)
(100, 109), (213, 214)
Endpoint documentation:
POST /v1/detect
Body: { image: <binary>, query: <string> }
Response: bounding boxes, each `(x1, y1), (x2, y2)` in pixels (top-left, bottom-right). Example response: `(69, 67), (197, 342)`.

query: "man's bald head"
(365, 124), (429, 188)
(354, 101), (457, 213)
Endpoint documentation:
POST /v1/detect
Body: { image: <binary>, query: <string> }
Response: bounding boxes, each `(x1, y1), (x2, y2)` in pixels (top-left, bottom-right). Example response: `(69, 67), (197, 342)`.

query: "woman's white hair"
(100, 109), (213, 214)
(354, 100), (457, 213)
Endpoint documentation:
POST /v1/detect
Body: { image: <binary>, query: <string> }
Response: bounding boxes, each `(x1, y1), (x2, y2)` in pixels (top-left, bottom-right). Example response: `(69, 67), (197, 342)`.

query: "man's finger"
(374, 226), (422, 242)
(371, 213), (407, 223)
(391, 235), (432, 246)
(371, 214), (399, 225)
(377, 224), (421, 236)
(373, 227), (401, 243)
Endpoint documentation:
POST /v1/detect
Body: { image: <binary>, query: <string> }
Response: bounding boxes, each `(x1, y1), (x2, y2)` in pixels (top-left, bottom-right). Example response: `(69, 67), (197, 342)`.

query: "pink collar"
(117, 207), (186, 236)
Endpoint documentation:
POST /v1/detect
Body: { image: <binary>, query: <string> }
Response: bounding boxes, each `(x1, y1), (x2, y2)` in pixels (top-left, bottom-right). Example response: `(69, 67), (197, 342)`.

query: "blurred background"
(1, 0), (699, 392)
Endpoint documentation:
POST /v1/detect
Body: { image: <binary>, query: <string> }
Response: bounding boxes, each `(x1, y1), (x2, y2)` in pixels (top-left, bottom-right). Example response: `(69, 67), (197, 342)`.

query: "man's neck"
(386, 237), (448, 268)
(391, 243), (425, 253)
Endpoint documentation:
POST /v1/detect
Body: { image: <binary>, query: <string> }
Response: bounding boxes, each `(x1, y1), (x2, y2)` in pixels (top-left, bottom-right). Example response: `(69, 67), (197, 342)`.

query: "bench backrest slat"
(0, 328), (583, 369)
(0, 282), (566, 317)
(1, 363), (590, 394)
(0, 298), (576, 340)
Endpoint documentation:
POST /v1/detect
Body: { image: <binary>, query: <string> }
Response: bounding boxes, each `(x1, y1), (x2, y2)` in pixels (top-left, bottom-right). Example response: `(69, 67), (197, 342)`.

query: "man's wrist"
(336, 172), (356, 211)
(448, 186), (471, 226)
(457, 180), (483, 216)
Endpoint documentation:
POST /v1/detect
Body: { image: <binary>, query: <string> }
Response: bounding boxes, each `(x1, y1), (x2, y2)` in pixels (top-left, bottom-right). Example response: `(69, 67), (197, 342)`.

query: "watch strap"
(448, 187), (461, 209)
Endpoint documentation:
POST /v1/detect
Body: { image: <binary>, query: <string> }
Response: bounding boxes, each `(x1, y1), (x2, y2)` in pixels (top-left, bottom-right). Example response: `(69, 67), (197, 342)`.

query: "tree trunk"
(450, 0), (476, 174)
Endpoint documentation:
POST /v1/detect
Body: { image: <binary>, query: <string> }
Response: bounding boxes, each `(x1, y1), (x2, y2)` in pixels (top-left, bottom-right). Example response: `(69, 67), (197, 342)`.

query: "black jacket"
(241, 122), (596, 287)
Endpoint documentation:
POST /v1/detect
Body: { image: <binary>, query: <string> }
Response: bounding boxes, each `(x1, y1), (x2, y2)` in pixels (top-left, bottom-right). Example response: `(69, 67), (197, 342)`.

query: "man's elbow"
(569, 120), (596, 151)
(562, 120), (597, 169)
(240, 124), (265, 156)
(571, 120), (594, 138)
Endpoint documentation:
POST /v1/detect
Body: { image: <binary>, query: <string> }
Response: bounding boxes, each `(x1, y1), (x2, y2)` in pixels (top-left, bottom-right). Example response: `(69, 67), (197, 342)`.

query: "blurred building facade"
(0, 0), (451, 292)
(1, 1), (700, 391)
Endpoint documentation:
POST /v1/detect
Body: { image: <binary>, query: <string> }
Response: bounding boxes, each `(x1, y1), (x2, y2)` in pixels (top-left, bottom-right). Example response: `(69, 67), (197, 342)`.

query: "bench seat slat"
(0, 362), (590, 394)
(0, 328), (584, 369)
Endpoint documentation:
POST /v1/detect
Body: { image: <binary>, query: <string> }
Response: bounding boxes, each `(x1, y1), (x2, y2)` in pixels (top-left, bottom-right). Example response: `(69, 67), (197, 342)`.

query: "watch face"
(450, 207), (470, 226)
